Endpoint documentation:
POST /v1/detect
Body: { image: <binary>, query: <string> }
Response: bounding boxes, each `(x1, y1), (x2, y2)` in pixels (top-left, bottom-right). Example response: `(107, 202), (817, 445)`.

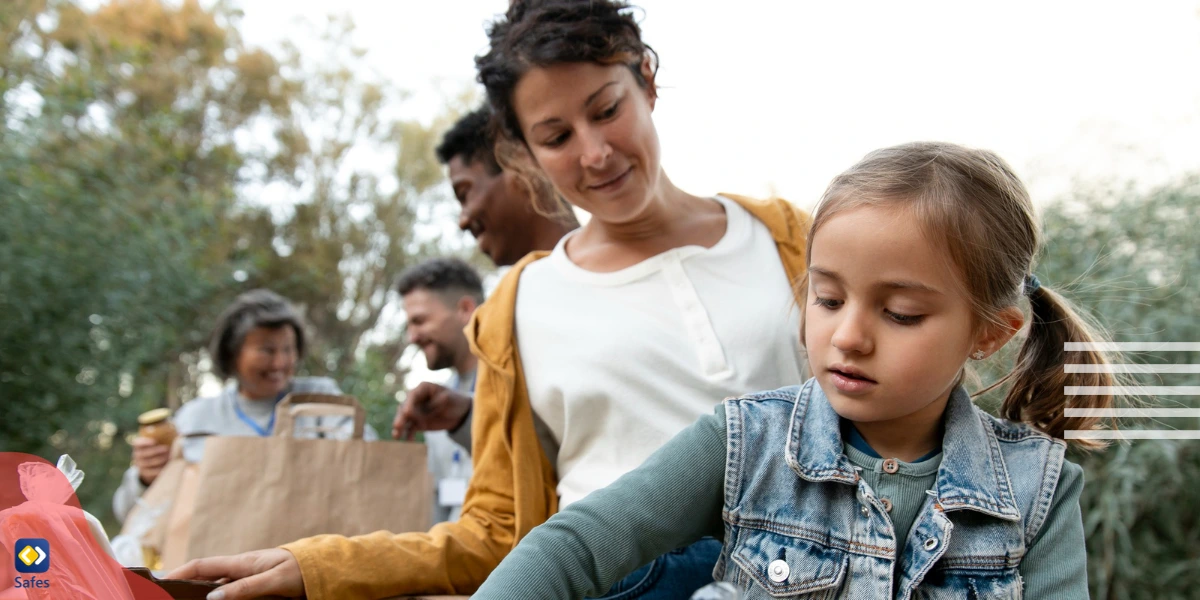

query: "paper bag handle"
(272, 393), (366, 439)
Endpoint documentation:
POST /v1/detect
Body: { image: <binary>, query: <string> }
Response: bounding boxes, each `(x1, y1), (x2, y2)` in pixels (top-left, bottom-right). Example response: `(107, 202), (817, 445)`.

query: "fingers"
(394, 383), (437, 439)
(391, 405), (413, 440)
(193, 550), (305, 600)
(407, 382), (438, 413)
(206, 570), (284, 600)
(133, 444), (171, 463)
(130, 436), (159, 449)
(168, 556), (253, 582)
(391, 408), (404, 439)
(132, 438), (171, 483)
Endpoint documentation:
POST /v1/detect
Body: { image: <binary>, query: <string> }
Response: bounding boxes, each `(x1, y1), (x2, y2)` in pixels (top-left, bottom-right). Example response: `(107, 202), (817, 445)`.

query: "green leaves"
(1, 0), (463, 533)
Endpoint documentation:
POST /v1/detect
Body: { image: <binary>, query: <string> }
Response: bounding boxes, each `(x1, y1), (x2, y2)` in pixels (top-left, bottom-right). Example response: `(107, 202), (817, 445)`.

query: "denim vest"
(714, 380), (1067, 599)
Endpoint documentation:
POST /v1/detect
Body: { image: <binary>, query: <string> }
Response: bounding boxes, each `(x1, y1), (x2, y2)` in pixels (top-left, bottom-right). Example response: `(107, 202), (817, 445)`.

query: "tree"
(230, 15), (469, 429)
(0, 0), (462, 530)
(0, 0), (284, 527)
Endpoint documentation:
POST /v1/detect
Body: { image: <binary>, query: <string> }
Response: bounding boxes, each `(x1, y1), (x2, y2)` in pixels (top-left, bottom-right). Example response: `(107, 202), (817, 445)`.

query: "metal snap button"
(861, 505), (870, 516)
(768, 559), (790, 582)
(882, 458), (900, 474)
(880, 497), (893, 512)
(924, 537), (939, 551)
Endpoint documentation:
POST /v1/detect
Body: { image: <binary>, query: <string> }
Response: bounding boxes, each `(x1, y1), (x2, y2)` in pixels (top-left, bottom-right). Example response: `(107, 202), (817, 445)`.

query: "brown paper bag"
(159, 458), (201, 570)
(185, 394), (432, 560)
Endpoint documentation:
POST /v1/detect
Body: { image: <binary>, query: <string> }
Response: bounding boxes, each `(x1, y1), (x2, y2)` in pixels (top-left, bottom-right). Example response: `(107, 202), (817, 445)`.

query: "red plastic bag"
(0, 453), (170, 600)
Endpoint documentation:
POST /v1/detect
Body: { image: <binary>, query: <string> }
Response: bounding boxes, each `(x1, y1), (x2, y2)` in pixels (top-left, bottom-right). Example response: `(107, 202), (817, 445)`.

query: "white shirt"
(516, 195), (805, 508)
(424, 371), (474, 524)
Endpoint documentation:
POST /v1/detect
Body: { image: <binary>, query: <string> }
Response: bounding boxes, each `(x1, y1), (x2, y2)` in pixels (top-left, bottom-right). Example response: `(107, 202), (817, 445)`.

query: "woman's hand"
(131, 436), (171, 485)
(168, 548), (305, 600)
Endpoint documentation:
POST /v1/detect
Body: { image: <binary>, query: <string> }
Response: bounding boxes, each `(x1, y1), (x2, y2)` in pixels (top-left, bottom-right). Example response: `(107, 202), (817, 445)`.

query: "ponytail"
(1001, 282), (1117, 449)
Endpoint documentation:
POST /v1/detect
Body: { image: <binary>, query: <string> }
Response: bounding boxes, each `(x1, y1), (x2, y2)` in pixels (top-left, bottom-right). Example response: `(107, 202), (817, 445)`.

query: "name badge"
(438, 478), (467, 507)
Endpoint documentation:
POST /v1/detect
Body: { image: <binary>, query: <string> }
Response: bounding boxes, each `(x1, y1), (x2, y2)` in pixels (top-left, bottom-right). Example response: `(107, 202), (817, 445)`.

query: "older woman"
(112, 289), (377, 523)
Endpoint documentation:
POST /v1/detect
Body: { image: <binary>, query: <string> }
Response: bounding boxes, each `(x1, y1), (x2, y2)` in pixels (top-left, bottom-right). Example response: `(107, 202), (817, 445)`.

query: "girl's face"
(511, 60), (660, 226)
(804, 204), (1005, 428)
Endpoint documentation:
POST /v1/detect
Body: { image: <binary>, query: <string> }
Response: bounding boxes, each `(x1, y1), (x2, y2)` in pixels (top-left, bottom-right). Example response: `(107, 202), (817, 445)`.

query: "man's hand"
(131, 436), (171, 485)
(392, 381), (472, 440)
(168, 548), (304, 600)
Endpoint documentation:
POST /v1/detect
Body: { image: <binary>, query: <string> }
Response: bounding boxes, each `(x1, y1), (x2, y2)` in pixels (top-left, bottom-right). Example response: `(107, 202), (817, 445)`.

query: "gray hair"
(208, 289), (307, 379)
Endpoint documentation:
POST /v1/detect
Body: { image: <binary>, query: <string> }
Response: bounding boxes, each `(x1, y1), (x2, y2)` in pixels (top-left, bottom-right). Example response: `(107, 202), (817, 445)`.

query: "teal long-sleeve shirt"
(472, 405), (1088, 599)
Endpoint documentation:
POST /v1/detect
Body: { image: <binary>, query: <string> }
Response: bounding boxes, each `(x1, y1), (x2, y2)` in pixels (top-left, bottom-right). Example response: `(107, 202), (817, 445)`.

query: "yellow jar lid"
(137, 408), (172, 425)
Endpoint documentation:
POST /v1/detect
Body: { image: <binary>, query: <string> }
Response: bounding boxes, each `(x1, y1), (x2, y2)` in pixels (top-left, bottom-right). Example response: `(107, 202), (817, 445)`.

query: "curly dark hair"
(395, 257), (485, 306)
(208, 289), (306, 379)
(475, 0), (657, 145)
(435, 106), (501, 175)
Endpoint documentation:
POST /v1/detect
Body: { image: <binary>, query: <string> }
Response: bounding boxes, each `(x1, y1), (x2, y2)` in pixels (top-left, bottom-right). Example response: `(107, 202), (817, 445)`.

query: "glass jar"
(137, 408), (177, 447)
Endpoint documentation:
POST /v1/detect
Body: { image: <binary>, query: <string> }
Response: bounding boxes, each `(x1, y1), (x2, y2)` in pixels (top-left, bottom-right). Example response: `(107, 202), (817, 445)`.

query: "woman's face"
(511, 60), (660, 225)
(235, 325), (297, 400)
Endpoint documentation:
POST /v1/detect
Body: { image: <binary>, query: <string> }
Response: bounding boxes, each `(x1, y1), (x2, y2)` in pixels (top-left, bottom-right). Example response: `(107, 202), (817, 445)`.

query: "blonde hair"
(807, 141), (1116, 448)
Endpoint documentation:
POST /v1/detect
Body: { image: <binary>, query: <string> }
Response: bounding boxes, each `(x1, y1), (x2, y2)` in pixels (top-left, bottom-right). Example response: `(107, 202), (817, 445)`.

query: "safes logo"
(14, 538), (49, 574)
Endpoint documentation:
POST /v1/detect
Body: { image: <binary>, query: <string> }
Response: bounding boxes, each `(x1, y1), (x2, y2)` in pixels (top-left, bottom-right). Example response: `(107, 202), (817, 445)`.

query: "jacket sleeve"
(111, 465), (147, 524)
(1018, 459), (1089, 598)
(281, 356), (535, 599)
(473, 408), (728, 599)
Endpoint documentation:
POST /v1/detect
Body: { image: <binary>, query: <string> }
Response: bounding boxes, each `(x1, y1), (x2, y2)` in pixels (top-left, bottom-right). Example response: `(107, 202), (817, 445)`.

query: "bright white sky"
(238, 0), (1200, 211)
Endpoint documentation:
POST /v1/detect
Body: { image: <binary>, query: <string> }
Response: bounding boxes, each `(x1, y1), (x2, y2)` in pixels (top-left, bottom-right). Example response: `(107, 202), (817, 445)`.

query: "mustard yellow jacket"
(282, 194), (812, 599)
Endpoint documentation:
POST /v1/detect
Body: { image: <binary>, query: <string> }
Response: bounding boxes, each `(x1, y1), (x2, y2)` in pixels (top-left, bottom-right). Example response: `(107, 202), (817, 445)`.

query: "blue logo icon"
(14, 538), (49, 574)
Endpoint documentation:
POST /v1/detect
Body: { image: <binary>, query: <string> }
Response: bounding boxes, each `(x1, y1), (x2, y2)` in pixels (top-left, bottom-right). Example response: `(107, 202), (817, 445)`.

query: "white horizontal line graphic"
(1065, 342), (1200, 351)
(1065, 386), (1200, 396)
(1065, 430), (1200, 440)
(1064, 364), (1200, 373)
(1066, 408), (1200, 417)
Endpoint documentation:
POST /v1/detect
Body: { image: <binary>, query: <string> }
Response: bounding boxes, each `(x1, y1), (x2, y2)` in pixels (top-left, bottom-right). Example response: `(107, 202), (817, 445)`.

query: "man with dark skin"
(392, 107), (577, 449)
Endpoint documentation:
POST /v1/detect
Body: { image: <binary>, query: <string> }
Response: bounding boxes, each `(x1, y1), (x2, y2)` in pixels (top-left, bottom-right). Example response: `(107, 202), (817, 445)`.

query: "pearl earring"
(971, 350), (985, 360)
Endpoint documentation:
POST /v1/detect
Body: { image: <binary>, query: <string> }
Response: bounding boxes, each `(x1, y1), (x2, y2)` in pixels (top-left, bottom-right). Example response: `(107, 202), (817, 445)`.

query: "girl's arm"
(1018, 460), (1088, 598)
(473, 406), (731, 600)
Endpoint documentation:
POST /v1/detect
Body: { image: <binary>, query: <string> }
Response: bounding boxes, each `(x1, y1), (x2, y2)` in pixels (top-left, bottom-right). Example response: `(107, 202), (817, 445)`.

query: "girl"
(472, 142), (1115, 599)
(174, 2), (811, 598)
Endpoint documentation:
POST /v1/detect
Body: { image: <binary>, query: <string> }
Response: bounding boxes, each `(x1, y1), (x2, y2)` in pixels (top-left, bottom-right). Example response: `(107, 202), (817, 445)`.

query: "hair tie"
(1024, 274), (1041, 297)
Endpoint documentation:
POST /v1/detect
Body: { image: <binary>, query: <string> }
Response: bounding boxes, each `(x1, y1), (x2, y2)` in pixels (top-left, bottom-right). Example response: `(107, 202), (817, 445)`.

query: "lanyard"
(233, 397), (277, 437)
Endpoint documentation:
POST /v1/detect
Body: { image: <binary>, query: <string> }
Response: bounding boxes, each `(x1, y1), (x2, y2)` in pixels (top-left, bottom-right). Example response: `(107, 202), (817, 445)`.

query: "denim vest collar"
(784, 379), (1021, 521)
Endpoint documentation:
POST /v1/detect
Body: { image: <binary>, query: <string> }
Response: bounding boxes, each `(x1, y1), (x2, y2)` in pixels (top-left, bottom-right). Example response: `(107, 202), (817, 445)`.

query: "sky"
(237, 0), (1200, 212)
